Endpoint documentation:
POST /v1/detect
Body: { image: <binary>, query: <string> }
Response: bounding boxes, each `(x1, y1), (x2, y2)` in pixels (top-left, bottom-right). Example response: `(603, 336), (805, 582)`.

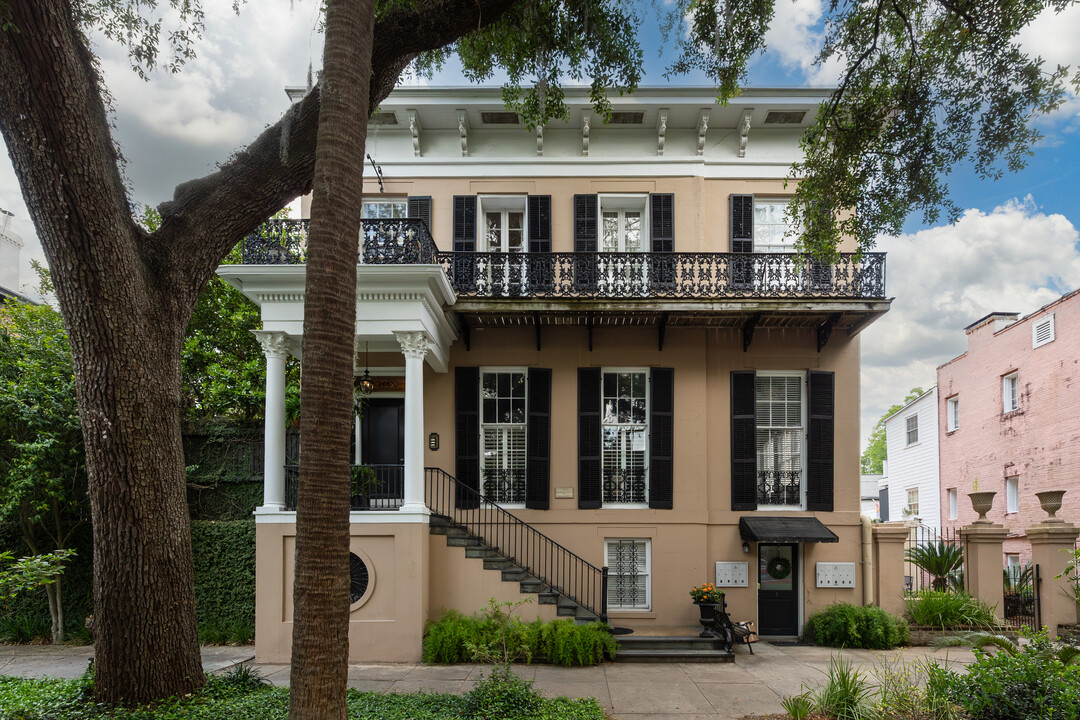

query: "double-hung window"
(947, 488), (958, 520)
(946, 397), (959, 432)
(605, 538), (650, 610)
(601, 370), (649, 503)
(905, 415), (919, 445)
(905, 488), (920, 517)
(755, 373), (804, 507)
(480, 370), (527, 504)
(1003, 372), (1019, 413)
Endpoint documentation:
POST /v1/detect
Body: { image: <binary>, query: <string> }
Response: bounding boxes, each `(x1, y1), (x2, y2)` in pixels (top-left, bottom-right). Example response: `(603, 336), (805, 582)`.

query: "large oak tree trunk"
(0, 0), (203, 703)
(288, 1), (375, 718)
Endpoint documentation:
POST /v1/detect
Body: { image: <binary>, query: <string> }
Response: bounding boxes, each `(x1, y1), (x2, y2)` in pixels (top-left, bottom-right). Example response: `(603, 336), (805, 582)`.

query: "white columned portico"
(254, 331), (291, 510)
(395, 331), (431, 514)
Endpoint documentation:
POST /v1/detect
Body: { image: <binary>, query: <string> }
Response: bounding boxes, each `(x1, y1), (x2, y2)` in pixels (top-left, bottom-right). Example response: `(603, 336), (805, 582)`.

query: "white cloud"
(761, 0), (843, 86)
(859, 197), (1080, 447)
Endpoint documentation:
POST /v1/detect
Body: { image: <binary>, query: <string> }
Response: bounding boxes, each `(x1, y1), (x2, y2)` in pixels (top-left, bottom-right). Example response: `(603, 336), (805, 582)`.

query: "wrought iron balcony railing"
(603, 468), (647, 503)
(242, 219), (437, 265)
(482, 468), (527, 504)
(758, 469), (802, 506)
(238, 219), (886, 299)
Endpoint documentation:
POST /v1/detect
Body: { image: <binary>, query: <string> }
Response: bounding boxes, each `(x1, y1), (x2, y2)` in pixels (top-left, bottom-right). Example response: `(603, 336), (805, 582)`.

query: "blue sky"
(2, 0), (1079, 449)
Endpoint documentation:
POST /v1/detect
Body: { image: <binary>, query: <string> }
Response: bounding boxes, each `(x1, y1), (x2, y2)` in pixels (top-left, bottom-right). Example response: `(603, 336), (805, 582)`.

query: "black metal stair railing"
(426, 467), (609, 623)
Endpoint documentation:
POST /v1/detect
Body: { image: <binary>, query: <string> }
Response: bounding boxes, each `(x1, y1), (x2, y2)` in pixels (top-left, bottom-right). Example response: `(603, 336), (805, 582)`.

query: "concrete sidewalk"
(1, 642), (975, 720)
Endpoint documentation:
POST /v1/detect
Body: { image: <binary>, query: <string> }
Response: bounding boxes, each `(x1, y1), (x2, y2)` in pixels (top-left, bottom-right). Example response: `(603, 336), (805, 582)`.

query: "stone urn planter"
(1035, 490), (1066, 521)
(968, 491), (997, 522)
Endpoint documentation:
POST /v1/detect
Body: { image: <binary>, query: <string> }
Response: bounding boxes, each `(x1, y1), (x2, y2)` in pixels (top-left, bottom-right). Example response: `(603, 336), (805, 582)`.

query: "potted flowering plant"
(690, 582), (725, 627)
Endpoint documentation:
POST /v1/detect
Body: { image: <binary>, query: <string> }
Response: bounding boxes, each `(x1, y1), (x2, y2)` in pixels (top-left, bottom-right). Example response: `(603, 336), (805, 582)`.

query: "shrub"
(783, 655), (877, 720)
(803, 602), (908, 649)
(423, 605), (617, 666)
(905, 590), (996, 628)
(934, 629), (1080, 720)
(191, 520), (256, 644)
(462, 666), (542, 720)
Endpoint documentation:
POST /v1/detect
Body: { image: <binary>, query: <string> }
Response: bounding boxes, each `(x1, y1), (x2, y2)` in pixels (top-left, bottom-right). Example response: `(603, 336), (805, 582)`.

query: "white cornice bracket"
(407, 109), (421, 157)
(536, 125), (544, 156)
(457, 109), (469, 157)
(697, 109), (711, 156)
(738, 108), (753, 158)
(657, 109), (669, 156)
(581, 111), (590, 157)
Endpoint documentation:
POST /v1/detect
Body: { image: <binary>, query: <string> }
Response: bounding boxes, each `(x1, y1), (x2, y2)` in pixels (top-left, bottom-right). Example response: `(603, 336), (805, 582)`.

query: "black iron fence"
(284, 463), (404, 510)
(903, 524), (964, 595)
(1003, 562), (1040, 631)
(426, 467), (608, 623)
(237, 219), (887, 300)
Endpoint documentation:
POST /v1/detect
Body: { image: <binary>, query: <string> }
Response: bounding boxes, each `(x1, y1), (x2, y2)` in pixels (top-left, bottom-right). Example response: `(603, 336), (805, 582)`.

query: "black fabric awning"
(739, 516), (839, 543)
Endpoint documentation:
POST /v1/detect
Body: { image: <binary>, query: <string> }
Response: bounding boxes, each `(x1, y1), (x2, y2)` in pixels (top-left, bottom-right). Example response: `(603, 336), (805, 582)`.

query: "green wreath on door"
(766, 555), (792, 580)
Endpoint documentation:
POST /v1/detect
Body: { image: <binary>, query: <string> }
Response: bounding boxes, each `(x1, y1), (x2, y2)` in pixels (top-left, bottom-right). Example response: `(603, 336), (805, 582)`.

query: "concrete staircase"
(428, 514), (601, 623)
(613, 635), (735, 663)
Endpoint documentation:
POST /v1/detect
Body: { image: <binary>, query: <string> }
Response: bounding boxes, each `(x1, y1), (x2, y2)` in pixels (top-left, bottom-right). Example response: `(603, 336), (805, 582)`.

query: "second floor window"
(754, 198), (799, 252)
(481, 196), (527, 253)
(602, 370), (649, 504)
(905, 415), (919, 445)
(1003, 372), (1019, 413)
(905, 488), (920, 517)
(599, 195), (648, 253)
(946, 397), (959, 432)
(947, 488), (958, 520)
(481, 370), (527, 504)
(361, 200), (407, 219)
(756, 373), (804, 507)
(1006, 476), (1019, 513)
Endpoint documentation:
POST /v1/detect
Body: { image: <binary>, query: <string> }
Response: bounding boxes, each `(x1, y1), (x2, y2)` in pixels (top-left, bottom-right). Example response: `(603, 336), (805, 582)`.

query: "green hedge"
(191, 520), (255, 644)
(423, 610), (617, 666)
(802, 602), (908, 649)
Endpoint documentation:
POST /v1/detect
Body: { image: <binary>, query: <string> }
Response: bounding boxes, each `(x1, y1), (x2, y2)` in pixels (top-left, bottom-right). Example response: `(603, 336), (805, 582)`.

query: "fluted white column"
(396, 331), (430, 514)
(253, 331), (291, 510)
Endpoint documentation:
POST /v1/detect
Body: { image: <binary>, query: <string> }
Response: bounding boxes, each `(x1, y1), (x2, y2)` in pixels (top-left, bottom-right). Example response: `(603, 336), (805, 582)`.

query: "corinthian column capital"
(395, 331), (430, 360)
(252, 330), (292, 361)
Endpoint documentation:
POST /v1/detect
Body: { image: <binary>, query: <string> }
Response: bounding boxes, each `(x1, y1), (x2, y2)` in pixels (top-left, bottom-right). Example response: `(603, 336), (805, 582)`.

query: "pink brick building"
(938, 289), (1080, 568)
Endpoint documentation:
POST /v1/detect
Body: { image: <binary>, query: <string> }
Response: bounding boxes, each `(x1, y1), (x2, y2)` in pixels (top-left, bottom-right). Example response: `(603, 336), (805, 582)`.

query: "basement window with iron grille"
(605, 538), (650, 610)
(756, 372), (804, 507)
(481, 369), (527, 504)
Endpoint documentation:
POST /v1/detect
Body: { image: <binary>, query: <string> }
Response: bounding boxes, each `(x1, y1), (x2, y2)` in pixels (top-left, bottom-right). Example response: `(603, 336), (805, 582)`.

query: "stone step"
(483, 558), (514, 571)
(446, 536), (482, 548)
(465, 547), (498, 559)
(501, 568), (528, 582)
(614, 648), (734, 663)
(615, 636), (728, 653)
(537, 592), (560, 605)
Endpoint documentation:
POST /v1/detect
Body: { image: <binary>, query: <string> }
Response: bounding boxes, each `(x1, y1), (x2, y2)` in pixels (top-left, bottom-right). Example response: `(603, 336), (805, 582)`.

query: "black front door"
(361, 398), (405, 466)
(758, 543), (798, 635)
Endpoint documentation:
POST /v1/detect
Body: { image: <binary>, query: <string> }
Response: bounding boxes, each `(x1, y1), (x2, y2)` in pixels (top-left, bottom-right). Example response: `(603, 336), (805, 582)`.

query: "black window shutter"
(528, 195), (552, 253)
(649, 367), (674, 509)
(650, 194), (674, 252)
(453, 196), (476, 251)
(730, 194), (754, 253)
(731, 371), (757, 511)
(455, 367), (481, 509)
(577, 367), (602, 509)
(574, 194), (598, 252)
(526, 368), (552, 509)
(407, 196), (432, 233)
(807, 371), (835, 512)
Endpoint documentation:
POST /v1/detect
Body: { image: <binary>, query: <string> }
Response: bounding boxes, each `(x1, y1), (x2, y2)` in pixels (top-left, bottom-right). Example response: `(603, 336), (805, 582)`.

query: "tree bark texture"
(0, 0), (203, 703)
(0, 0), (515, 705)
(287, 2), (374, 719)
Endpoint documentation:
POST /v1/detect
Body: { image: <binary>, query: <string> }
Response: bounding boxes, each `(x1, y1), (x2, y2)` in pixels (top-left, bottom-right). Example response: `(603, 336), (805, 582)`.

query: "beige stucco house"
(217, 86), (891, 663)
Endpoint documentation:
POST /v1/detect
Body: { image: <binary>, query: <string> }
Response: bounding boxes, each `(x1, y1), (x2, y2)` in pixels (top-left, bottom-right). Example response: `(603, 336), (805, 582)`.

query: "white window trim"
(605, 538), (651, 611)
(1003, 372), (1019, 413)
(905, 414), (919, 446)
(905, 488), (920, 518)
(947, 488), (958, 520)
(599, 367), (650, 509)
(1006, 476), (1019, 514)
(1032, 314), (1055, 349)
(946, 397), (959, 432)
(479, 366), (528, 508)
(754, 370), (807, 511)
(597, 193), (650, 251)
(477, 195), (528, 253)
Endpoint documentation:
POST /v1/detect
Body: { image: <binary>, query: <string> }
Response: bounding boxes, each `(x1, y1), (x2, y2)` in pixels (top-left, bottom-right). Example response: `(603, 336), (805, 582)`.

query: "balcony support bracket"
(658, 312), (669, 351)
(817, 313), (842, 353)
(534, 312), (542, 351)
(742, 313), (761, 353)
(587, 313), (594, 352)
(461, 321), (471, 352)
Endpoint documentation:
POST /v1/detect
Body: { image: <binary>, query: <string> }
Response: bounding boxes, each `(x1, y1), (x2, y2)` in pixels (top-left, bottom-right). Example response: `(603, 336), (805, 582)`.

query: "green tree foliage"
(861, 387), (924, 474)
(0, 549), (74, 602)
(0, 283), (87, 643)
